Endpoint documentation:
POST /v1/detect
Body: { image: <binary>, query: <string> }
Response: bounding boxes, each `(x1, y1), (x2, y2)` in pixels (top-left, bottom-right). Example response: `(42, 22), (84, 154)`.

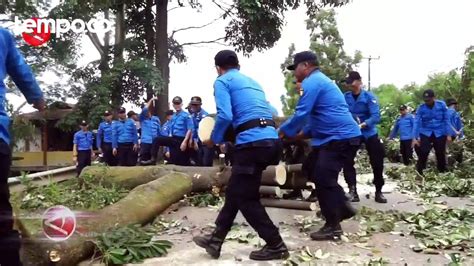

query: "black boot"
(193, 230), (226, 259)
(375, 191), (387, 203)
(310, 223), (343, 241)
(348, 185), (360, 202)
(306, 190), (318, 202)
(339, 201), (357, 221)
(249, 240), (289, 261)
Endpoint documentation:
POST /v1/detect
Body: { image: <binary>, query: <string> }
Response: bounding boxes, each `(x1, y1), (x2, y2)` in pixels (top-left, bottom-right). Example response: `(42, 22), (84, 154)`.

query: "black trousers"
(307, 138), (360, 225)
(117, 143), (137, 166)
(215, 139), (283, 245)
(76, 150), (91, 176)
(139, 143), (153, 162)
(416, 134), (447, 174)
(400, 140), (414, 166)
(151, 136), (190, 166)
(343, 134), (385, 190)
(198, 144), (214, 166)
(0, 140), (22, 265)
(102, 143), (116, 166)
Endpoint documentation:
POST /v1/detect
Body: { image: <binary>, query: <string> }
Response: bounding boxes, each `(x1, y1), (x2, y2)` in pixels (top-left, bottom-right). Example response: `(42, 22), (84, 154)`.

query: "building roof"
(19, 102), (75, 121)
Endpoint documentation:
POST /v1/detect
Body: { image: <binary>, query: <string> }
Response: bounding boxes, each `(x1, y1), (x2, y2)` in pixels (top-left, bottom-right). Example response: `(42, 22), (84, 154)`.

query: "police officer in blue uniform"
(343, 71), (387, 204)
(160, 110), (173, 160)
(389, 105), (415, 165)
(189, 96), (214, 166)
(193, 50), (289, 261)
(280, 51), (360, 240)
(97, 110), (116, 166)
(112, 107), (139, 166)
(446, 98), (464, 140)
(168, 96), (194, 165)
(139, 98), (161, 164)
(0, 27), (45, 266)
(413, 89), (454, 174)
(446, 98), (464, 163)
(73, 120), (94, 176)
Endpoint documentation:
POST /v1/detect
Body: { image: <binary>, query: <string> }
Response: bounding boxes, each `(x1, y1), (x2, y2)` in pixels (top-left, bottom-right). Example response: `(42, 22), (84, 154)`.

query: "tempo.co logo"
(13, 16), (113, 46)
(42, 205), (76, 241)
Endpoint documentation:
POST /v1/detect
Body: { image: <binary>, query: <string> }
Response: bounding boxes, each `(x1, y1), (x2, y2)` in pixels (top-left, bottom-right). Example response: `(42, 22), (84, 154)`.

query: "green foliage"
(280, 9), (361, 115)
(284, 246), (330, 265)
(94, 224), (173, 265)
(20, 172), (128, 210)
(185, 192), (223, 208)
(293, 215), (322, 232)
(403, 208), (474, 251)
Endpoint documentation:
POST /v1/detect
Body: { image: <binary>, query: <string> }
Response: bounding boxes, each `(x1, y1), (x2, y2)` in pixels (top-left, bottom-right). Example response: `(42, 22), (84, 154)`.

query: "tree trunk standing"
(145, 0), (157, 111)
(111, 2), (126, 110)
(155, 0), (170, 122)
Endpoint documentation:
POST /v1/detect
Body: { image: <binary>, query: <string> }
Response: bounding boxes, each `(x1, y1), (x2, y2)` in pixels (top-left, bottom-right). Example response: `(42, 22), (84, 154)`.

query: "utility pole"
(363, 56), (380, 91)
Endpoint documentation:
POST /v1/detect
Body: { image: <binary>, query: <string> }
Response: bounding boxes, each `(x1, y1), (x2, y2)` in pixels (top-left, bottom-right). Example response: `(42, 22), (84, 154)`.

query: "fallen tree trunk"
(81, 164), (287, 192)
(285, 163), (303, 174)
(261, 198), (317, 211)
(21, 173), (193, 266)
(259, 186), (283, 198)
(280, 175), (313, 189)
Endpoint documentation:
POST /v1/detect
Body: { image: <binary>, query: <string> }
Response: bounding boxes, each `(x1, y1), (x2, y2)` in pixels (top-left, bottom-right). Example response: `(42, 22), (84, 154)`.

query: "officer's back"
(214, 69), (277, 144)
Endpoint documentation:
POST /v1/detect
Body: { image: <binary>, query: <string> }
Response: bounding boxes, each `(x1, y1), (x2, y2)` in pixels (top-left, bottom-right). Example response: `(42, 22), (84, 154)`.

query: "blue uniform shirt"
(447, 107), (464, 138)
(280, 70), (361, 147)
(211, 69), (277, 145)
(389, 114), (415, 141)
(191, 108), (209, 140)
(161, 120), (171, 136)
(344, 90), (381, 139)
(413, 100), (454, 138)
(268, 103), (279, 116)
(170, 110), (193, 138)
(0, 28), (43, 144)
(74, 130), (93, 151)
(112, 119), (138, 148)
(97, 121), (114, 147)
(140, 107), (161, 144)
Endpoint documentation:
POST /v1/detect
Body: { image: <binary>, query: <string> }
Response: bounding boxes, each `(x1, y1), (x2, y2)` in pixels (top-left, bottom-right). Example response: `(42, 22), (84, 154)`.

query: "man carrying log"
(279, 51), (361, 241)
(193, 50), (289, 261)
(0, 27), (45, 266)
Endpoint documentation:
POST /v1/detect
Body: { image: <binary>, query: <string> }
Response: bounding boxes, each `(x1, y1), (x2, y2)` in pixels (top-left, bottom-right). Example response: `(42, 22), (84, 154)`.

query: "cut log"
(280, 174), (311, 189)
(285, 163), (303, 174)
(21, 173), (193, 266)
(161, 165), (230, 192)
(261, 198), (317, 211)
(262, 164), (286, 186)
(259, 186), (283, 198)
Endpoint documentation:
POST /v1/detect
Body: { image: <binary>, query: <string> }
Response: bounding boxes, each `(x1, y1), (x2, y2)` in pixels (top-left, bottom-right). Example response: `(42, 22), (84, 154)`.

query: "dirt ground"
(130, 173), (474, 266)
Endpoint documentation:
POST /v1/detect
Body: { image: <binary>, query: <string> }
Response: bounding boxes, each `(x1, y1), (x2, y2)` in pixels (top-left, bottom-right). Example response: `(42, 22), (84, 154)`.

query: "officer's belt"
(234, 118), (276, 135)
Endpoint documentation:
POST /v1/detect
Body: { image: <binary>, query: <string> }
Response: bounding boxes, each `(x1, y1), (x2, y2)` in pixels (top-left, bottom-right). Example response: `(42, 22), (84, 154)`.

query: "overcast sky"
(6, 0), (474, 114)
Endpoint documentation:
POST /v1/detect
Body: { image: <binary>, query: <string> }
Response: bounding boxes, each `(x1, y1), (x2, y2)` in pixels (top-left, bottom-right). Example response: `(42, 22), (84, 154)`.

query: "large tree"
(281, 9), (362, 115)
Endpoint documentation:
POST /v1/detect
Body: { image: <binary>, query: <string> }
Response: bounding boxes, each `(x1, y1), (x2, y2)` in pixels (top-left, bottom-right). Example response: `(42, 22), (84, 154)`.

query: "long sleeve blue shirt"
(280, 70), (361, 147)
(211, 69), (277, 145)
(112, 119), (138, 148)
(447, 107), (464, 138)
(0, 28), (43, 145)
(170, 110), (193, 138)
(389, 114), (415, 141)
(73, 130), (93, 151)
(161, 120), (171, 136)
(191, 108), (209, 140)
(413, 100), (454, 138)
(344, 90), (381, 139)
(140, 107), (161, 144)
(97, 121), (114, 147)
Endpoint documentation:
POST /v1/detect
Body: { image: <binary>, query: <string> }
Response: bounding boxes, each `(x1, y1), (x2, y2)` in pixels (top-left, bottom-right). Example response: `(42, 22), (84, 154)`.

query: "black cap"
(287, 51), (318, 70)
(399, 104), (407, 111)
(118, 107), (126, 114)
(127, 110), (137, 118)
(423, 89), (435, 100)
(80, 120), (88, 126)
(172, 96), (183, 104)
(446, 98), (457, 106)
(190, 96), (202, 105)
(165, 110), (174, 116)
(104, 110), (112, 116)
(343, 71), (362, 85)
(214, 50), (239, 68)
